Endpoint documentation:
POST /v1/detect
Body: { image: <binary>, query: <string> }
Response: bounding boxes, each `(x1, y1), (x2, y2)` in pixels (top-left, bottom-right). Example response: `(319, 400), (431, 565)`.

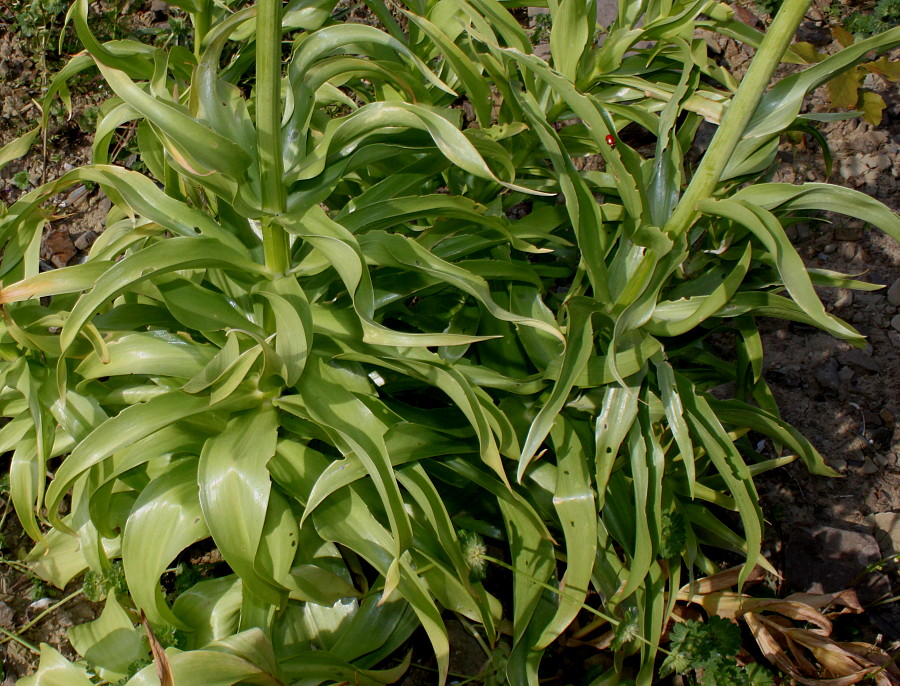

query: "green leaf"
(199, 408), (284, 606)
(68, 593), (144, 680)
(17, 644), (95, 686)
(123, 459), (209, 627)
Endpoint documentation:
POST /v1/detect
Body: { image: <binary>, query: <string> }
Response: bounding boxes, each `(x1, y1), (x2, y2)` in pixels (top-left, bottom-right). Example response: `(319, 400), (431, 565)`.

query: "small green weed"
(662, 617), (773, 686)
(846, 0), (900, 34)
(10, 171), (30, 191)
(82, 561), (128, 602)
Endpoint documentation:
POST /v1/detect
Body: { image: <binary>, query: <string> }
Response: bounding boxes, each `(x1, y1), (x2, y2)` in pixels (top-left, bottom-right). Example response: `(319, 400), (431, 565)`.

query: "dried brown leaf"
(141, 610), (175, 686)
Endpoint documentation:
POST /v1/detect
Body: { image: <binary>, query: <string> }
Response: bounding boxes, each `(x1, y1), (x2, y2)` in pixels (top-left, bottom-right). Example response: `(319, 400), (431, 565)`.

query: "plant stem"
(663, 0), (811, 239)
(481, 555), (672, 656)
(192, 0), (211, 58)
(256, 0), (290, 274)
(0, 589), (83, 647)
(0, 625), (39, 654)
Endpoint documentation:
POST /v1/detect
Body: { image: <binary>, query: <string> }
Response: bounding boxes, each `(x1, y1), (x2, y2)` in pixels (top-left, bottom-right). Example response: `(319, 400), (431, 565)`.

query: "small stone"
(838, 349), (882, 373)
(890, 331), (900, 348)
(839, 158), (866, 181)
(833, 289), (853, 309)
(873, 453), (891, 468)
(42, 230), (76, 269)
(833, 223), (865, 241)
(891, 314), (900, 333)
(0, 602), (13, 628)
(73, 230), (97, 252)
(823, 243), (837, 253)
(838, 365), (855, 383)
(870, 512), (900, 558)
(876, 155), (892, 171)
(859, 154), (879, 169)
(783, 524), (892, 603)
(830, 457), (848, 473)
(880, 409), (895, 429)
(815, 357), (841, 393)
(887, 277), (900, 307)
(861, 459), (879, 475)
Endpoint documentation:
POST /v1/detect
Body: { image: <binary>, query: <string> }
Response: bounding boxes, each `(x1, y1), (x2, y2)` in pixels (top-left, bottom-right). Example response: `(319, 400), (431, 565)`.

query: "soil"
(0, 0), (898, 682)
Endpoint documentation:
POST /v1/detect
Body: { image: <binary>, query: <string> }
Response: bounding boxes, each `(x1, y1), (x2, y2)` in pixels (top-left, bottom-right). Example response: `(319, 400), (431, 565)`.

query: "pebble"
(891, 314), (900, 333)
(870, 512), (900, 558)
(890, 331), (900, 348)
(838, 365), (855, 383)
(833, 289), (853, 309)
(0, 602), (13, 628)
(833, 223), (865, 241)
(887, 277), (900, 307)
(861, 459), (879, 475)
(838, 349), (881, 373)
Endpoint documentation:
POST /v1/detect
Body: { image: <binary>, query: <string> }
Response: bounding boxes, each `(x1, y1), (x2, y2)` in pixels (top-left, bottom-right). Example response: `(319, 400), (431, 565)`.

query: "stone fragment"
(814, 356), (841, 393)
(869, 512), (900, 558)
(887, 277), (900, 308)
(833, 289), (853, 309)
(43, 230), (76, 269)
(833, 223), (865, 241)
(838, 365), (854, 384)
(783, 524), (892, 603)
(837, 349), (882, 373)
(73, 230), (97, 252)
(0, 602), (13, 628)
(891, 314), (900, 333)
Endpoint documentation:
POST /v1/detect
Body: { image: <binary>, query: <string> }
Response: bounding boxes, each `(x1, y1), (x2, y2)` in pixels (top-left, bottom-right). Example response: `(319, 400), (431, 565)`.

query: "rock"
(783, 524), (892, 604)
(839, 158), (866, 181)
(869, 512), (900, 558)
(880, 409), (895, 429)
(838, 365), (854, 384)
(891, 314), (900, 333)
(890, 331), (900, 348)
(833, 289), (853, 309)
(814, 356), (841, 393)
(73, 230), (97, 251)
(0, 602), (13, 628)
(887, 277), (900, 307)
(873, 453), (891, 468)
(861, 458), (879, 475)
(833, 223), (865, 241)
(837, 349), (882, 373)
(42, 230), (76, 269)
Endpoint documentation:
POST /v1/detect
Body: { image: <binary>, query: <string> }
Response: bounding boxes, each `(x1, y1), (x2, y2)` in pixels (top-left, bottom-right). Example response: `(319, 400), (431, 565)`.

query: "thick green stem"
(263, 217), (290, 274)
(192, 0), (211, 58)
(257, 0), (289, 273)
(663, 0), (811, 239)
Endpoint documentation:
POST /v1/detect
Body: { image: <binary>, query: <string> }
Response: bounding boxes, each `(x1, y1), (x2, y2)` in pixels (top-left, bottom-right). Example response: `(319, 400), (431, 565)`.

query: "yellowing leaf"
(791, 42), (826, 64)
(860, 90), (886, 125)
(831, 25), (855, 48)
(862, 56), (900, 82)
(827, 68), (862, 109)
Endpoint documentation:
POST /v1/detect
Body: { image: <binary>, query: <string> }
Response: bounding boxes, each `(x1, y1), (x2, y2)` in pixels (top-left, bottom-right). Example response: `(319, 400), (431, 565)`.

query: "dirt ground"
(0, 0), (898, 682)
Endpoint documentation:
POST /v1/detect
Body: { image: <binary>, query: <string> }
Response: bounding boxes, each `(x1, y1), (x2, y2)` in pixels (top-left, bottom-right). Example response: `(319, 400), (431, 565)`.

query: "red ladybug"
(605, 134), (615, 148)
